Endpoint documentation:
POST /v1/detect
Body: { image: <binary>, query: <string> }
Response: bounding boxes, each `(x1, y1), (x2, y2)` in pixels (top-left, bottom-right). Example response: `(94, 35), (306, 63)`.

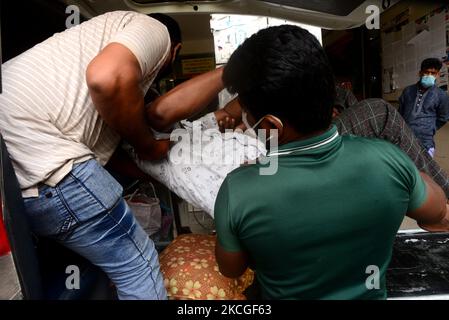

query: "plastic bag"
(125, 183), (161, 236)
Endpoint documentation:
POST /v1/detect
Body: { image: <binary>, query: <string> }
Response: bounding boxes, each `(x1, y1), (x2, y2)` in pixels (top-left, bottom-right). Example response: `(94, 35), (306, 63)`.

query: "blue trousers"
(23, 159), (167, 300)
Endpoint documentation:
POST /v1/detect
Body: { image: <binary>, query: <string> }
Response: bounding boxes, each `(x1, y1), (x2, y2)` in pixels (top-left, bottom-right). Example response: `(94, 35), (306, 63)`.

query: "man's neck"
(279, 127), (330, 146)
(418, 82), (432, 92)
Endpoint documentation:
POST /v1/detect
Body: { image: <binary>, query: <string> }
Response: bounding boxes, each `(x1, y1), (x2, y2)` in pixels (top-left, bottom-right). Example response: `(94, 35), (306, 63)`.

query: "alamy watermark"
(168, 123), (280, 175)
(365, 1), (392, 30)
(365, 5), (380, 30)
(365, 265), (380, 290)
(65, 265), (80, 290)
(65, 5), (80, 29)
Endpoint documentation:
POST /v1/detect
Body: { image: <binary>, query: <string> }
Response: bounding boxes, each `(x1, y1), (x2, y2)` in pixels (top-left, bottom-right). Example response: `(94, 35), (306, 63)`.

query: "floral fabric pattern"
(160, 234), (254, 300)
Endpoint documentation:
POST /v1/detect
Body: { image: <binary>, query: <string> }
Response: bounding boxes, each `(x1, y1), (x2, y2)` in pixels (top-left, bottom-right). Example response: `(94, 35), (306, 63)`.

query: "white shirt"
(0, 11), (171, 197)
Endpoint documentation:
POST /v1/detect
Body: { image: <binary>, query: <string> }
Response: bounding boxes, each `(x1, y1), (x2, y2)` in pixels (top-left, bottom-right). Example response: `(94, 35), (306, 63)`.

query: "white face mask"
(241, 111), (283, 142)
(242, 110), (265, 139)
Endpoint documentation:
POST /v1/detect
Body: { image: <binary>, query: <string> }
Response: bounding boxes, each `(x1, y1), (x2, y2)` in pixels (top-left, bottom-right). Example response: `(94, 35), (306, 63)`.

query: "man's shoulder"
(94, 11), (161, 30)
(225, 162), (261, 182)
(403, 84), (418, 94)
(220, 160), (277, 194)
(94, 10), (141, 21)
(342, 134), (391, 146)
(434, 86), (449, 100)
(342, 135), (406, 158)
(342, 136), (418, 188)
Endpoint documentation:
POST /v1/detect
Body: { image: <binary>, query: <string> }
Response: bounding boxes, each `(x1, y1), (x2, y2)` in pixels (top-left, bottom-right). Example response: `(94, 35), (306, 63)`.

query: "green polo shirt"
(214, 125), (427, 300)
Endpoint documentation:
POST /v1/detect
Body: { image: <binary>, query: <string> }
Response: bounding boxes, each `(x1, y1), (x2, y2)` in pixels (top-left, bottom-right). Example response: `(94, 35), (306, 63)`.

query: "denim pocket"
(23, 160), (123, 236)
(59, 160), (123, 223)
(23, 186), (78, 237)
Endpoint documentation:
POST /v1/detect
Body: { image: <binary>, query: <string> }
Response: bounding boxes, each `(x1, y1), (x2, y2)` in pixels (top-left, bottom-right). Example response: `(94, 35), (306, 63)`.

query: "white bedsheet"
(128, 113), (266, 217)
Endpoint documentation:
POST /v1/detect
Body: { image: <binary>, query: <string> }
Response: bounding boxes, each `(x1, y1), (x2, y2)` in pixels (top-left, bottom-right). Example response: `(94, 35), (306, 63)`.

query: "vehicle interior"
(1, 0), (449, 300)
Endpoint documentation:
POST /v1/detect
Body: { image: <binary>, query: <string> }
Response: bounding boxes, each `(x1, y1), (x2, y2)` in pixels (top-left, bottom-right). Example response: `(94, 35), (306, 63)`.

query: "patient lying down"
(126, 101), (265, 217)
(124, 96), (449, 219)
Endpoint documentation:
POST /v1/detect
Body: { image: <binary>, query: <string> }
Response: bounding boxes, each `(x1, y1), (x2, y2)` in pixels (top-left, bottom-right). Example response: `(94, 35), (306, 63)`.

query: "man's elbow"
(435, 188), (448, 221)
(427, 195), (448, 224)
(86, 62), (124, 106)
(86, 77), (120, 122)
(218, 265), (246, 279)
(215, 247), (248, 278)
(146, 98), (178, 132)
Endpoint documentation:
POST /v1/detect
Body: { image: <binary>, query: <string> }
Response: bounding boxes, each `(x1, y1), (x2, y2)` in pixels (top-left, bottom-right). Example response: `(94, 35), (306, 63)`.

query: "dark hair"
(421, 58), (442, 71)
(148, 13), (182, 45)
(223, 25), (335, 134)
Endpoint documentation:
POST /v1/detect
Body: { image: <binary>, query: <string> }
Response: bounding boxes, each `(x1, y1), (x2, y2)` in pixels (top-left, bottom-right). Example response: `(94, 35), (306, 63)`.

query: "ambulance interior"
(1, 0), (449, 300)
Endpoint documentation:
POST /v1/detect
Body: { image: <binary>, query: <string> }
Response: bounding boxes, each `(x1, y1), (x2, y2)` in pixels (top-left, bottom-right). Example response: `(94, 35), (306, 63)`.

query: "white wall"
(211, 14), (322, 64)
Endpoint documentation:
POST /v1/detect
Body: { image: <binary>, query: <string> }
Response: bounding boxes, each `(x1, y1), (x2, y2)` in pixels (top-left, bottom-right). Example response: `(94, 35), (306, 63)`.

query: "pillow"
(159, 234), (254, 300)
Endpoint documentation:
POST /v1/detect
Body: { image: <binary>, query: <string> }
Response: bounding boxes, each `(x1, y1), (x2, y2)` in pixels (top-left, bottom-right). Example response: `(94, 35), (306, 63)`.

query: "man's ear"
(259, 115), (284, 139)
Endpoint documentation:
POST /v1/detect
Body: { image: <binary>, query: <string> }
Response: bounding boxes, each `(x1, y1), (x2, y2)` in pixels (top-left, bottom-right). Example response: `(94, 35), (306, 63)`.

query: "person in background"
(0, 11), (183, 300)
(214, 25), (448, 299)
(334, 98), (449, 197)
(333, 86), (358, 117)
(399, 58), (449, 158)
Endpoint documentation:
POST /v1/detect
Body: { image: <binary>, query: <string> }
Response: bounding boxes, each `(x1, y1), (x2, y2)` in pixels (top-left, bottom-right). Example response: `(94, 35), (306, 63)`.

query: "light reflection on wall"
(210, 14), (322, 65)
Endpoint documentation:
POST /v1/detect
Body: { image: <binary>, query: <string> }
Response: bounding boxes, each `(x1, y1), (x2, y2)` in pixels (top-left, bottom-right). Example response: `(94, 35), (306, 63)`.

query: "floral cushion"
(159, 234), (254, 300)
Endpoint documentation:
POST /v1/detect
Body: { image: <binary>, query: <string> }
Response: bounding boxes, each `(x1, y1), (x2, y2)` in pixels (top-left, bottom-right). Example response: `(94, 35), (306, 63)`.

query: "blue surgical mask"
(420, 75), (436, 88)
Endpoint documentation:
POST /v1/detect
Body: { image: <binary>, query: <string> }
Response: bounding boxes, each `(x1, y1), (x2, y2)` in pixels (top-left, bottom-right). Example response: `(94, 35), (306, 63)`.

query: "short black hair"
(421, 58), (442, 71)
(223, 25), (335, 135)
(148, 13), (182, 45)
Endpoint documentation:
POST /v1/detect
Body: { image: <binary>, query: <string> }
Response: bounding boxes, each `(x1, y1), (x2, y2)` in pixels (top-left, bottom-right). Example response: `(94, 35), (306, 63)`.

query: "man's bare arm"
(215, 240), (249, 278)
(418, 203), (449, 232)
(407, 172), (448, 231)
(86, 43), (168, 161)
(146, 67), (225, 132)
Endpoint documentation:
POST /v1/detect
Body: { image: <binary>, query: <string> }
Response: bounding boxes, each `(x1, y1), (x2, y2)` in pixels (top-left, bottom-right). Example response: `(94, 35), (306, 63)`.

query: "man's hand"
(136, 139), (171, 161)
(217, 115), (237, 133)
(106, 146), (154, 181)
(215, 98), (243, 132)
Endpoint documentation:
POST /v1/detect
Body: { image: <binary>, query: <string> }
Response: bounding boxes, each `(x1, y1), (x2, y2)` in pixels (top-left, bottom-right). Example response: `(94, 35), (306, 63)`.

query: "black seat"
(0, 134), (115, 300)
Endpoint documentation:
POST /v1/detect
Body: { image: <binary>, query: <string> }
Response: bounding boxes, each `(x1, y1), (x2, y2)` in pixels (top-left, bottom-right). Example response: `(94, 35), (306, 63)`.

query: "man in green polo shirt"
(214, 25), (449, 300)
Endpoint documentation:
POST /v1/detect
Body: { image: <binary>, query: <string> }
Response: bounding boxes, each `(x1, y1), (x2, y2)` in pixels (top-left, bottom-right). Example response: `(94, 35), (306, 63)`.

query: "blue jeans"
(23, 159), (167, 300)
